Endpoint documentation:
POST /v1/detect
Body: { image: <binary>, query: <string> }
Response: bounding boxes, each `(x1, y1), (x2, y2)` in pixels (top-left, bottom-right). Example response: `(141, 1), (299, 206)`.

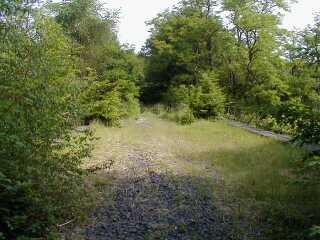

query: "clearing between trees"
(63, 113), (319, 240)
(2, 1), (320, 239)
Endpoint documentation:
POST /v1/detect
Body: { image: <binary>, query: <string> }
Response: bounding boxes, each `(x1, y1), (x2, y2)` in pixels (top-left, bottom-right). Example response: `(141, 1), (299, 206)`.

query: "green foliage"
(48, 0), (118, 46)
(50, 0), (142, 126)
(84, 82), (123, 125)
(83, 76), (140, 126)
(0, 2), (143, 237)
(143, 0), (320, 166)
(2, 0), (320, 239)
(164, 85), (190, 108)
(295, 111), (320, 145)
(275, 99), (320, 144)
(142, 1), (225, 103)
(0, 11), (92, 239)
(190, 72), (226, 118)
(177, 107), (196, 125)
(142, 1), (227, 119)
(142, 0), (296, 121)
(303, 155), (320, 178)
(163, 104), (196, 125)
(161, 71), (226, 122)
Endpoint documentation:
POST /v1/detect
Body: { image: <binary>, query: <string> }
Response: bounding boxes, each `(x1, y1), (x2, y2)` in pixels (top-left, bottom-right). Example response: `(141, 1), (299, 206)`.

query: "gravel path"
(64, 117), (236, 240)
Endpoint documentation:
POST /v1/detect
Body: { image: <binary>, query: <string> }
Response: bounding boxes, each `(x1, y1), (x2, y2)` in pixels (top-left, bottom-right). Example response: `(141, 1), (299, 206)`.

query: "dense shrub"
(80, 49), (141, 126)
(161, 104), (195, 125)
(295, 111), (320, 144)
(0, 15), (92, 239)
(227, 98), (320, 144)
(83, 73), (140, 126)
(190, 72), (226, 118)
(161, 72), (226, 123)
(277, 99), (319, 144)
(175, 105), (196, 125)
(84, 82), (123, 126)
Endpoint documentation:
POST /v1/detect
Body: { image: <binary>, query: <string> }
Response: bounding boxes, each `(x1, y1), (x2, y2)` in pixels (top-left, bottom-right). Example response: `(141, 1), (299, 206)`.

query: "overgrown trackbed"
(83, 116), (235, 239)
(66, 114), (304, 240)
(65, 114), (269, 240)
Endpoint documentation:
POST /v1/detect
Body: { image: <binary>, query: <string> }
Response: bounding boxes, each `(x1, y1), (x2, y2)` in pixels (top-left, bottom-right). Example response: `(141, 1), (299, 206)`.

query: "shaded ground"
(62, 114), (318, 240)
(85, 172), (233, 240)
(64, 116), (236, 239)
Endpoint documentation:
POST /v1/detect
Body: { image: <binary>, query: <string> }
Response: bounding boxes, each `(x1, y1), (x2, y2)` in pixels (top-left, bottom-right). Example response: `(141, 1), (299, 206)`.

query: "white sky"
(104, 0), (320, 51)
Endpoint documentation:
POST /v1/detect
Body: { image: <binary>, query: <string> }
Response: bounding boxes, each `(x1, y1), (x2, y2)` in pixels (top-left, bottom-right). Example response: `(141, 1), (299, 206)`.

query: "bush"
(161, 71), (226, 121)
(84, 81), (124, 126)
(160, 104), (195, 125)
(295, 111), (320, 144)
(83, 70), (140, 126)
(277, 99), (320, 144)
(0, 15), (92, 239)
(190, 72), (226, 119)
(117, 79), (141, 118)
(277, 98), (308, 126)
(256, 115), (281, 131)
(174, 105), (196, 125)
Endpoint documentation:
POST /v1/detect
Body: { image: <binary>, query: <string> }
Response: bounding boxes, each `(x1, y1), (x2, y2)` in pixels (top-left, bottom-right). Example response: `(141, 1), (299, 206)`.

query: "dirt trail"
(65, 117), (236, 240)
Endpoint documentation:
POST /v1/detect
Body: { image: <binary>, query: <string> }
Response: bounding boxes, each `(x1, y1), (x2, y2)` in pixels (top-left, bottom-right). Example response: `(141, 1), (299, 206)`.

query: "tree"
(219, 0), (295, 112)
(282, 15), (320, 110)
(142, 0), (226, 104)
(0, 7), (92, 238)
(49, 0), (142, 125)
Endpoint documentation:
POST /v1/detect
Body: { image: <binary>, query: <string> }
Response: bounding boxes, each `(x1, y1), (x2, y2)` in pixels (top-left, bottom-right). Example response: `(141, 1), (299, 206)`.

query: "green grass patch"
(88, 114), (320, 239)
(168, 120), (320, 240)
